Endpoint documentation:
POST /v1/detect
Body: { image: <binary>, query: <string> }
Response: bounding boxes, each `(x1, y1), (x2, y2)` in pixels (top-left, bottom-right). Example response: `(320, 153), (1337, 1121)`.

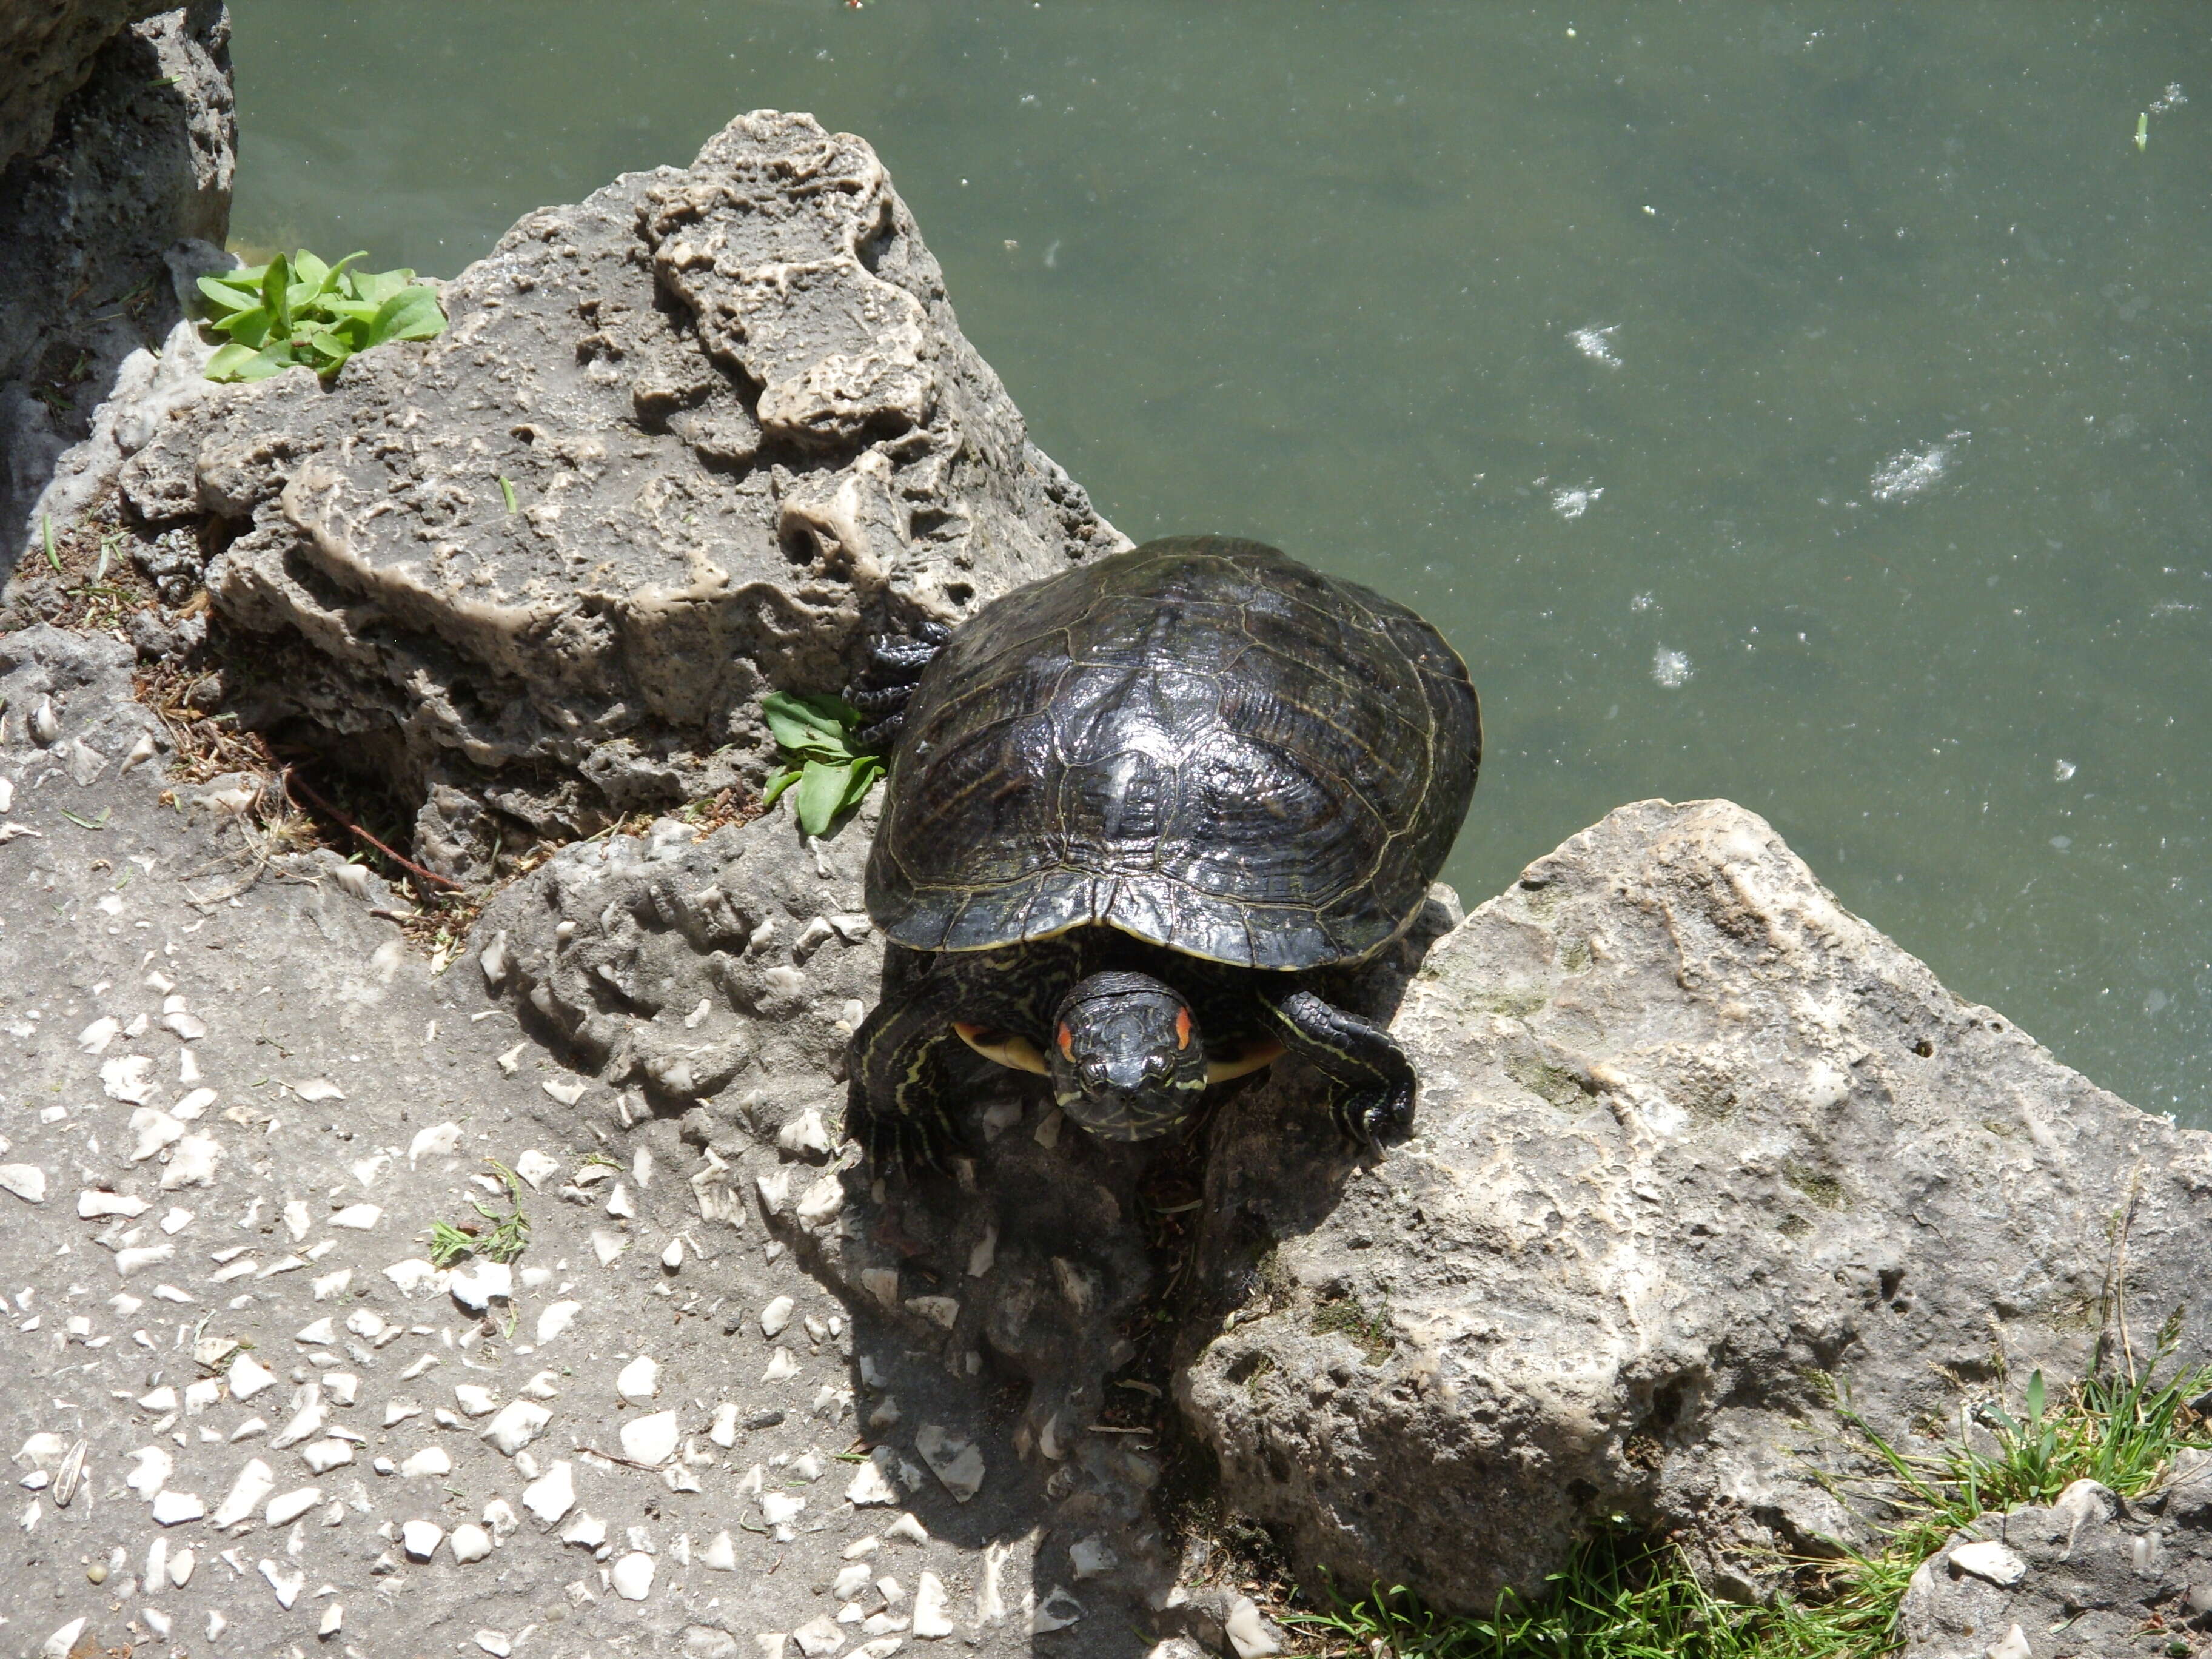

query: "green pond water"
(229, 3), (2212, 1122)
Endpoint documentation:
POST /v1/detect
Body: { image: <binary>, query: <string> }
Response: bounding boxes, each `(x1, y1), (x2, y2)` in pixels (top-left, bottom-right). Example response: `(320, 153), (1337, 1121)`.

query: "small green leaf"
(196, 272), (260, 314)
(262, 252), (293, 338)
(761, 766), (802, 806)
(839, 753), (885, 813)
(203, 341), (263, 381)
(365, 285), (446, 346)
(352, 268), (406, 307)
(793, 759), (851, 836)
(2025, 1370), (2046, 1424)
(762, 689), (861, 756)
(498, 476), (519, 514)
(214, 306), (272, 347)
(42, 515), (59, 572)
(233, 342), (303, 382)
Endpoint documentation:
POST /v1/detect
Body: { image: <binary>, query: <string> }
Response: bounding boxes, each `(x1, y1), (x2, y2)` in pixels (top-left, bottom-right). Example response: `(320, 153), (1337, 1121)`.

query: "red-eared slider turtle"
(844, 535), (1480, 1163)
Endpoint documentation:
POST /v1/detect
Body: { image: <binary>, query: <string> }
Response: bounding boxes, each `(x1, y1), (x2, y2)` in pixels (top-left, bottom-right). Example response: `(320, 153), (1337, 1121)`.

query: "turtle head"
(1046, 971), (1209, 1141)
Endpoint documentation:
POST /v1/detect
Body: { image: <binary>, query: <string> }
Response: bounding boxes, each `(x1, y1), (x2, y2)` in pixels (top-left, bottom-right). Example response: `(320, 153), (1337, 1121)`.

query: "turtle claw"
(1335, 1082), (1415, 1145)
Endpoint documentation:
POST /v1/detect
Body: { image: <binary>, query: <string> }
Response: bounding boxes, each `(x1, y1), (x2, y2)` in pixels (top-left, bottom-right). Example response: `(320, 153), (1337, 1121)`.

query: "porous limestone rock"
(1, 2), (233, 565)
(0, 1), (168, 171)
(0, 623), (164, 771)
(1179, 798), (2212, 1613)
(121, 109), (1124, 877)
(1898, 1458), (2212, 1658)
(472, 797), (885, 1114)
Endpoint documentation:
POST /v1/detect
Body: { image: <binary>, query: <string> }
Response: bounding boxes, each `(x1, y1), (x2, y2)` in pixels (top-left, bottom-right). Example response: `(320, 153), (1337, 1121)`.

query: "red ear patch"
(1057, 1023), (1076, 1061)
(1175, 1007), (1193, 1050)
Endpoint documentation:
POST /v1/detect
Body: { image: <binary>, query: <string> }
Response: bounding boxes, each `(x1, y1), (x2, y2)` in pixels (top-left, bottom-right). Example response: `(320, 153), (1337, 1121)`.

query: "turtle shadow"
(767, 888), (1464, 1648)
(763, 1057), (1197, 1647)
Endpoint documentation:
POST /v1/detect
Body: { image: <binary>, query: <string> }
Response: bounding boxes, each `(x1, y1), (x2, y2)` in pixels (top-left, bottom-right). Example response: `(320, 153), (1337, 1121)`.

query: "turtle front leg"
(845, 620), (951, 751)
(1259, 987), (1418, 1144)
(846, 973), (970, 1170)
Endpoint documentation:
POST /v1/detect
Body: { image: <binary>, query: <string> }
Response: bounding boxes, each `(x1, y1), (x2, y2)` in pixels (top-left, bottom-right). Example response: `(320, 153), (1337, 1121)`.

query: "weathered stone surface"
(475, 797), (885, 1118)
(123, 109), (1124, 877)
(1, 2), (233, 565)
(0, 622), (163, 766)
(1899, 1459), (2212, 1658)
(0, 0), (167, 170)
(0, 638), (1182, 1654)
(1178, 798), (2212, 1613)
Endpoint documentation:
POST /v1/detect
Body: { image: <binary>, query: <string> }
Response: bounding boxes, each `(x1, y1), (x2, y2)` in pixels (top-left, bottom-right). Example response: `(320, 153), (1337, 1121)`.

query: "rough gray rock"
(472, 792), (1190, 1601)
(473, 797), (887, 1121)
(1178, 797), (2212, 1614)
(0, 0), (167, 169)
(0, 623), (1171, 1657)
(1899, 1459), (2212, 1658)
(0, 619), (163, 766)
(122, 109), (1126, 879)
(0, 2), (233, 565)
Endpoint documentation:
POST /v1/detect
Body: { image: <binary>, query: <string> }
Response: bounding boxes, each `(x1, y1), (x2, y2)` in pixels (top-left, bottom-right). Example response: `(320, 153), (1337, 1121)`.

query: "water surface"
(229, 2), (2212, 1121)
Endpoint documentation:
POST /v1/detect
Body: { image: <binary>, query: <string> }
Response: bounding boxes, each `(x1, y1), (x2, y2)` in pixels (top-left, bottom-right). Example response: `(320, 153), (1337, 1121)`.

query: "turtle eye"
(1057, 1023), (1076, 1061)
(1174, 1007), (1193, 1050)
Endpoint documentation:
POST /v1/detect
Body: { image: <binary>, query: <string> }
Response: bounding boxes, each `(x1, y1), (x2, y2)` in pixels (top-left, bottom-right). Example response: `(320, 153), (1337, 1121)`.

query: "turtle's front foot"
(1262, 988), (1419, 1147)
(845, 620), (953, 751)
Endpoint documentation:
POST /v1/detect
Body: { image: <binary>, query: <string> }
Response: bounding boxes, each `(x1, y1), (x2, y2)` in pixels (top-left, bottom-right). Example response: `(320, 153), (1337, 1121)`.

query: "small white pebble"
(266, 1486), (321, 1526)
(620, 1410), (679, 1466)
(151, 1489), (206, 1526)
(523, 1460), (576, 1526)
(760, 1295), (796, 1339)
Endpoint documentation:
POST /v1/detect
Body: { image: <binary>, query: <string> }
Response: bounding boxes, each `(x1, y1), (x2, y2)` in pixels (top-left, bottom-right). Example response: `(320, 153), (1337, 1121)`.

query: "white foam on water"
(1652, 646), (1692, 689)
(1552, 483), (1603, 520)
(1869, 432), (1968, 503)
(1568, 324), (1620, 367)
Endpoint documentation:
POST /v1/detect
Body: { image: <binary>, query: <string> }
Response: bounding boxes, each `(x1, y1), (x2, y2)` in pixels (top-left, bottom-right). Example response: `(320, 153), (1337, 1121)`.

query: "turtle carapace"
(843, 536), (1481, 1164)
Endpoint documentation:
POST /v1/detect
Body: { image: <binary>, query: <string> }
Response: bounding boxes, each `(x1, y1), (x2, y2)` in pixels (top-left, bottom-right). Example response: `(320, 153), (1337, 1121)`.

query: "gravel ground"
(0, 628), (1204, 1658)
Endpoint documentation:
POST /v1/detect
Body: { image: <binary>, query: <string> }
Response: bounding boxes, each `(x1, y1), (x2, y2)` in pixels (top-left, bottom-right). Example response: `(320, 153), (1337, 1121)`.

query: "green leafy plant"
(198, 249), (446, 384)
(760, 690), (884, 836)
(423, 1161), (531, 1267)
